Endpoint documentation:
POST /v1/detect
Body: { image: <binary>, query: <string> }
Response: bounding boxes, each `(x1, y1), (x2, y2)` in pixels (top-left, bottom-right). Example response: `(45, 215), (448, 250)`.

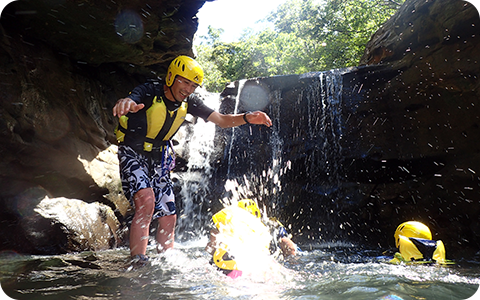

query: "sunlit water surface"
(1, 240), (478, 300)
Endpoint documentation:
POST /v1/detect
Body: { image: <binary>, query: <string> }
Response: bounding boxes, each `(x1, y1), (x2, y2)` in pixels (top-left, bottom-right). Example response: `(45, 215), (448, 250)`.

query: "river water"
(1, 240), (479, 300)
(1, 75), (479, 299)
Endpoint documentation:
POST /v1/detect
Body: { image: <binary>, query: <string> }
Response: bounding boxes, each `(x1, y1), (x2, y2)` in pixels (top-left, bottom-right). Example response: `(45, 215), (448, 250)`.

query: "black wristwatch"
(243, 111), (251, 124)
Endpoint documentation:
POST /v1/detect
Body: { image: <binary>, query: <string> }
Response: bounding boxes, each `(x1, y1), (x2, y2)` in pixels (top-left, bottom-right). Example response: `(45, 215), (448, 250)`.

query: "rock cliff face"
(1, 0), (479, 259)
(355, 0), (480, 257)
(212, 0), (480, 258)
(0, 0), (207, 254)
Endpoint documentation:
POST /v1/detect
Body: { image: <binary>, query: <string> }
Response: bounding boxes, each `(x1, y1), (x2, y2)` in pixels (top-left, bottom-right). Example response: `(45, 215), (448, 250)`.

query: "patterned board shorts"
(118, 144), (176, 219)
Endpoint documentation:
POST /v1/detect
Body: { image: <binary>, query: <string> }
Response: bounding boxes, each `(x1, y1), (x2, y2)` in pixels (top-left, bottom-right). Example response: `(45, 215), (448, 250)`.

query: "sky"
(194, 0), (290, 44)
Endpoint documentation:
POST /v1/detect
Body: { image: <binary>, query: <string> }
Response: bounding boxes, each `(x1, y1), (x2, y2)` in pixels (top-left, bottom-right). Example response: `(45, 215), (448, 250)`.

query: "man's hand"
(112, 98), (145, 117)
(244, 111), (273, 127)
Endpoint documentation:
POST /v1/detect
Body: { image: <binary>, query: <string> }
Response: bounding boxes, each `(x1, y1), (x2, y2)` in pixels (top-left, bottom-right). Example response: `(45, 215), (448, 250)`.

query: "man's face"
(169, 75), (200, 102)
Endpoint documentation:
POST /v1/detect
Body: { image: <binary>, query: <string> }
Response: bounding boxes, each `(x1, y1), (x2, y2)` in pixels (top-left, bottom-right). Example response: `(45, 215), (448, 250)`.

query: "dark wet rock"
(2, 0), (204, 67)
(3, 195), (120, 254)
(0, 0), (207, 253)
(354, 0), (480, 257)
(212, 0), (480, 258)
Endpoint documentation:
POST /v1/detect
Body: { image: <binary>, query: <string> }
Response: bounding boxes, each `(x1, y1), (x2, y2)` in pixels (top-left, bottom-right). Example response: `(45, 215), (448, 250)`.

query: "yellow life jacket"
(115, 96), (187, 152)
(390, 235), (450, 265)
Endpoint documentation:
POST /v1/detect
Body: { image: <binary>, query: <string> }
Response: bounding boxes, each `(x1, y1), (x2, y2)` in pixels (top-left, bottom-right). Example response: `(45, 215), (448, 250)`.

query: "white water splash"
(174, 88), (220, 240)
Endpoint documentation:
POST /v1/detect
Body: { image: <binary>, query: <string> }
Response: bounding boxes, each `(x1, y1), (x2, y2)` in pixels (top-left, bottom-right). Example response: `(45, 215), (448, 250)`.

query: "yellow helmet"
(213, 247), (238, 271)
(394, 221), (432, 248)
(166, 55), (204, 87)
(237, 199), (261, 219)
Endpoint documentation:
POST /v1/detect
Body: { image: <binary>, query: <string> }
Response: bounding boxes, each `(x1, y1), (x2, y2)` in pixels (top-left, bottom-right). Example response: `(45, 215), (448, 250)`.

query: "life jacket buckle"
(143, 142), (153, 152)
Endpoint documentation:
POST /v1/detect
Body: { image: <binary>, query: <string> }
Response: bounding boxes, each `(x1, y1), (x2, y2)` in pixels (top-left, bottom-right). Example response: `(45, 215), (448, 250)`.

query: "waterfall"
(296, 70), (345, 241)
(173, 70), (345, 243)
(225, 79), (247, 176)
(220, 80), (287, 214)
(307, 70), (344, 189)
(222, 87), (289, 216)
(219, 70), (345, 241)
(173, 89), (219, 242)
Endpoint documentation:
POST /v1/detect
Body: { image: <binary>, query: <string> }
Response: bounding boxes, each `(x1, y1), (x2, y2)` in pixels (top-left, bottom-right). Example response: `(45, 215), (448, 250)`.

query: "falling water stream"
(173, 88), (220, 242)
(1, 74), (479, 299)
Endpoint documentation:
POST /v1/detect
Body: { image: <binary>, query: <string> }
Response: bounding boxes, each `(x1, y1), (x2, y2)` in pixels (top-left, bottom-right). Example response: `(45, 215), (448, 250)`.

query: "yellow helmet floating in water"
(237, 199), (261, 219)
(394, 221), (432, 248)
(166, 55), (204, 87)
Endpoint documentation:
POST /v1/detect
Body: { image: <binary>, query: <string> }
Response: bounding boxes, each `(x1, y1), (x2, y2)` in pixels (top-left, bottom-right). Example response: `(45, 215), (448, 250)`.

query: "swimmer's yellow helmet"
(394, 221), (432, 248)
(166, 55), (204, 87)
(237, 199), (261, 219)
(212, 247), (238, 271)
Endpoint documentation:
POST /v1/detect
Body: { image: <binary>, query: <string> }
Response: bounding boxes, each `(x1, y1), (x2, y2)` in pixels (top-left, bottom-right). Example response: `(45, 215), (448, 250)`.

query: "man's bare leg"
(129, 188), (155, 257)
(156, 214), (177, 252)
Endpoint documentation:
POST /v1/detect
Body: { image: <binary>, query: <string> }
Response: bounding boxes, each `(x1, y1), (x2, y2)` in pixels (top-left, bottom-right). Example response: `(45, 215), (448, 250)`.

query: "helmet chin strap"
(166, 85), (187, 108)
(166, 77), (186, 105)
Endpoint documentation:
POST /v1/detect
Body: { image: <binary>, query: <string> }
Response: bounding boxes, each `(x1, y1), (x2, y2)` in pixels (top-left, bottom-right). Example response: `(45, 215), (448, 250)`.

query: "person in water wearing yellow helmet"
(112, 56), (273, 264)
(390, 221), (450, 264)
(205, 199), (298, 278)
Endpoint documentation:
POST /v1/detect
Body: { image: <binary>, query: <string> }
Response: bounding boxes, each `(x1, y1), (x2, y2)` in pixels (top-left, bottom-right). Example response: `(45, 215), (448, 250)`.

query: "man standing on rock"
(112, 55), (272, 264)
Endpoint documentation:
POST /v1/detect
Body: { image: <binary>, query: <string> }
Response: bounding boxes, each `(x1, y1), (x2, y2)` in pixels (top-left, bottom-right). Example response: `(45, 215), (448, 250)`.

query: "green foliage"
(196, 0), (405, 92)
